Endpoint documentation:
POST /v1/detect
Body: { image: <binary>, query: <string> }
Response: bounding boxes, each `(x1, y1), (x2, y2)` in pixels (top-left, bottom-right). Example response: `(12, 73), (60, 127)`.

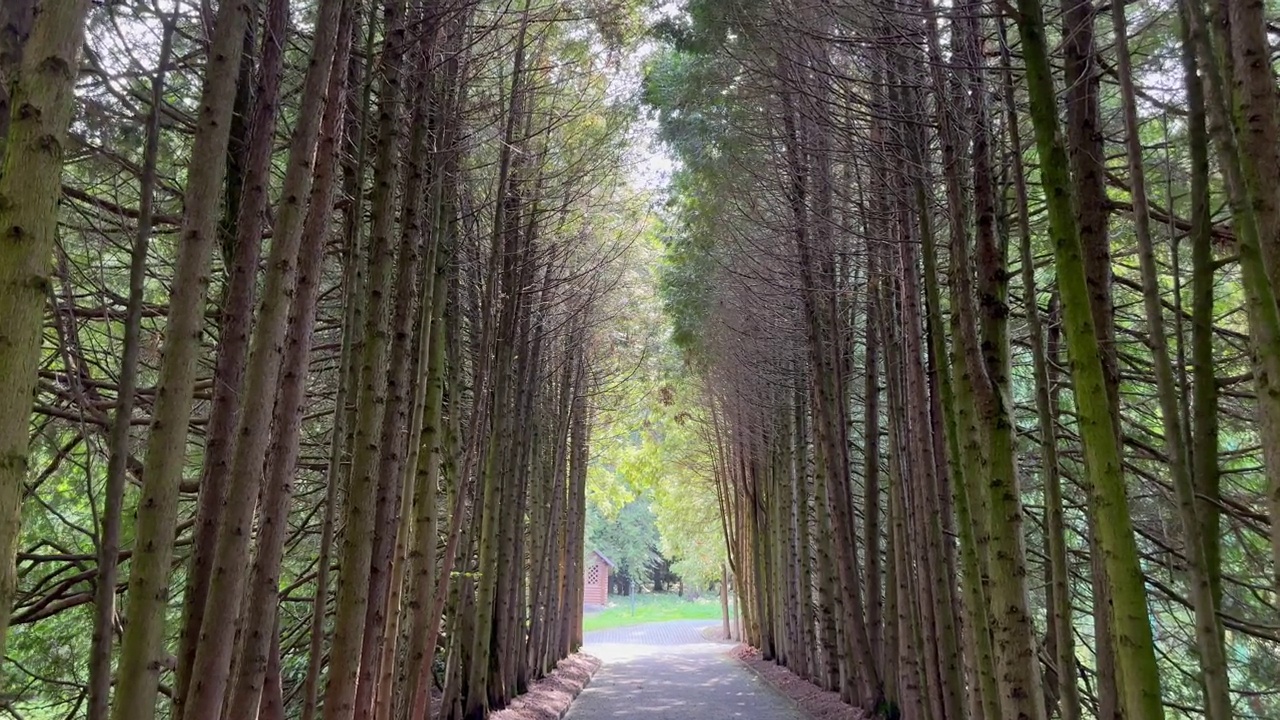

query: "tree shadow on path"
(564, 620), (807, 719)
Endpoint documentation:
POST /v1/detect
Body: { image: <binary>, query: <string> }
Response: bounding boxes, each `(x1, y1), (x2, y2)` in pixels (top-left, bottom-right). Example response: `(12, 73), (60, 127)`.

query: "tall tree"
(0, 0), (92, 670)
(1013, 0), (1166, 715)
(111, 0), (256, 714)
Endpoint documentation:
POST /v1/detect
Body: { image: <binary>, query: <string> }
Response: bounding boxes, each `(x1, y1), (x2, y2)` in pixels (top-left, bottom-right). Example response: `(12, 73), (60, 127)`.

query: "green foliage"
(588, 370), (727, 591)
(586, 221), (728, 592)
(586, 497), (661, 586)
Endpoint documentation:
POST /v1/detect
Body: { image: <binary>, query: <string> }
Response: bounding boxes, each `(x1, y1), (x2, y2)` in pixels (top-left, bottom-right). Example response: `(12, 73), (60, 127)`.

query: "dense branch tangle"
(0, 0), (642, 717)
(647, 0), (1280, 717)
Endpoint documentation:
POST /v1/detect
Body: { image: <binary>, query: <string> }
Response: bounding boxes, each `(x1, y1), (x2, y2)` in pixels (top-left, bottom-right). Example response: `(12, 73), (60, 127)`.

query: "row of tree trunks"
(690, 0), (1277, 716)
(0, 0), (626, 716)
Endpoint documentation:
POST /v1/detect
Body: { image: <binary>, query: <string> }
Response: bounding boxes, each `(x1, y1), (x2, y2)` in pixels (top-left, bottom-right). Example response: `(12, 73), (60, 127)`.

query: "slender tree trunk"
(565, 350), (591, 653)
(1186, 0), (1280, 604)
(779, 47), (880, 704)
(177, 4), (274, 716)
(1219, 0), (1280, 599)
(905, 51), (1000, 711)
(811, 412), (842, 692)
(887, 436), (925, 720)
(465, 20), (532, 716)
(1056, 3), (1125, 711)
(354, 33), (437, 719)
(301, 11), (371, 719)
(1004, 39), (1080, 719)
(110, 0), (254, 712)
(224, 8), (352, 712)
(321, 0), (412, 713)
(87, 21), (173, 720)
(1178, 0), (1224, 614)
(399, 255), (450, 720)
(1225, 0), (1280, 283)
(1110, 5), (1232, 714)
(899, 220), (965, 720)
(863, 250), (883, 674)
(920, 2), (1045, 715)
(0, 0), (91, 682)
(1014, 0), (1167, 714)
(257, 623), (286, 720)
(386, 100), (455, 716)
(181, 0), (345, 709)
(174, 7), (283, 706)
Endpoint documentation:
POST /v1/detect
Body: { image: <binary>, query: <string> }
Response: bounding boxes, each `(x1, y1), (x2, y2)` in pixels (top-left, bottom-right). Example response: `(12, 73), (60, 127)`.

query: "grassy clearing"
(581, 592), (726, 632)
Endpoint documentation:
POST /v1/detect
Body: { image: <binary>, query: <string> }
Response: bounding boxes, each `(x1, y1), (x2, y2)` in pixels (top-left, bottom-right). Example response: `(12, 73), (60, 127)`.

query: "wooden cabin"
(584, 550), (615, 606)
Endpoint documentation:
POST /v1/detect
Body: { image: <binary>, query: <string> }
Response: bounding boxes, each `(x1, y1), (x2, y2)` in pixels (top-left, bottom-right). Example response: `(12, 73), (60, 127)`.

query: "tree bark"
(0, 0), (34, 170)
(319, 0), (412, 714)
(1111, 4), (1232, 714)
(87, 20), (173, 720)
(110, 0), (255, 712)
(1004, 37), (1080, 719)
(174, 10), (281, 708)
(0, 0), (91, 680)
(1014, 0), (1168, 714)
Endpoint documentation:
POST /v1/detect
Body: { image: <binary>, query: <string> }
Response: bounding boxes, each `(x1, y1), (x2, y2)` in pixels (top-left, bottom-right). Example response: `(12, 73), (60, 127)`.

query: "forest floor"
(562, 620), (809, 719)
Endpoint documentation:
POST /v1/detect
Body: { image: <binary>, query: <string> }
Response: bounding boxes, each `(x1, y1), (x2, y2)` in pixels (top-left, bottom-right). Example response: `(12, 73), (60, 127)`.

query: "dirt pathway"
(564, 620), (807, 719)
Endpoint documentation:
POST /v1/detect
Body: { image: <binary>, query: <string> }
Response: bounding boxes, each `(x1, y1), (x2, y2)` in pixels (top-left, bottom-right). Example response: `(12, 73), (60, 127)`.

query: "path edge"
(489, 651), (603, 720)
(728, 644), (812, 718)
(728, 644), (867, 720)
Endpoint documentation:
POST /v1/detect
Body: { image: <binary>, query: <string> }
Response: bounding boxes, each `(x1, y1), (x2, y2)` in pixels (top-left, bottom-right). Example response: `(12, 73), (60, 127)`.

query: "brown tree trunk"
(111, 0), (256, 713)
(321, 0), (411, 714)
(174, 8), (282, 707)
(87, 20), (173, 720)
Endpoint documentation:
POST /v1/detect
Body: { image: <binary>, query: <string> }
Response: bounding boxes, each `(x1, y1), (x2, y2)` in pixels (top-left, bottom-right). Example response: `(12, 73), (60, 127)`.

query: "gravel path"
(563, 620), (807, 720)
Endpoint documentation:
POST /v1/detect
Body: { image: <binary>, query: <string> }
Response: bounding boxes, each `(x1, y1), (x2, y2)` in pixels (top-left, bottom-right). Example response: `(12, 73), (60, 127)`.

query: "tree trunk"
(225, 8), (351, 712)
(321, 0), (411, 715)
(87, 20), (173, 720)
(174, 8), (282, 707)
(0, 0), (91, 681)
(1004, 40), (1080, 719)
(1014, 0), (1167, 714)
(1186, 0), (1280, 604)
(180, 0), (345, 709)
(110, 0), (254, 712)
(0, 0), (34, 169)
(1110, 4), (1232, 714)
(1178, 0), (1225, 616)
(301, 10), (371, 719)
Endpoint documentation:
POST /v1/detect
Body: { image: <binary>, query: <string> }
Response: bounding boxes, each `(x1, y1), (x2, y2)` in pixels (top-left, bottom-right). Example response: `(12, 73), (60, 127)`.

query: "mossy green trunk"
(1014, 0), (1166, 714)
(1111, 4), (1232, 714)
(1006, 57), (1081, 719)
(1178, 0), (1225, 615)
(0, 0), (90, 672)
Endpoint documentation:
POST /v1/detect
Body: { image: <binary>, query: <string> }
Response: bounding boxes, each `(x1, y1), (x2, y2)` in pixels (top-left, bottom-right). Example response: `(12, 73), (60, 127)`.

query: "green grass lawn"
(582, 592), (727, 632)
